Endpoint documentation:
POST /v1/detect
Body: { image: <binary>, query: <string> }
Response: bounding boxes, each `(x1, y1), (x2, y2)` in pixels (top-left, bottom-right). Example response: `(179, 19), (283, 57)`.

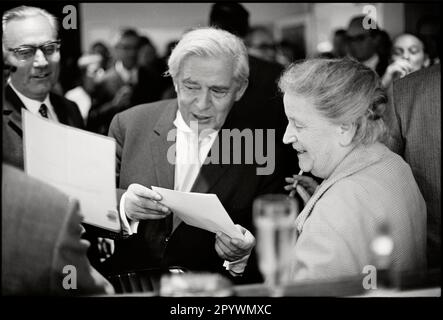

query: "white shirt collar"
(8, 81), (58, 121)
(173, 109), (218, 192)
(173, 109), (219, 140)
(173, 109), (194, 133)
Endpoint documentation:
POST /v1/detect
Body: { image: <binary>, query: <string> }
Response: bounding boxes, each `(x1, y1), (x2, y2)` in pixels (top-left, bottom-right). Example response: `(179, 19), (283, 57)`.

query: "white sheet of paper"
(23, 110), (120, 232)
(151, 186), (244, 239)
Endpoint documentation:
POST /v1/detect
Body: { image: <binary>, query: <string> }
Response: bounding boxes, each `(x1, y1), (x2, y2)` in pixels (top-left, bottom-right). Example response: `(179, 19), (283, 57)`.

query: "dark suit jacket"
(229, 55), (299, 182)
(2, 84), (84, 170)
(375, 55), (389, 78)
(87, 65), (163, 136)
(1, 164), (113, 295)
(230, 56), (286, 139)
(384, 64), (441, 269)
(104, 99), (287, 283)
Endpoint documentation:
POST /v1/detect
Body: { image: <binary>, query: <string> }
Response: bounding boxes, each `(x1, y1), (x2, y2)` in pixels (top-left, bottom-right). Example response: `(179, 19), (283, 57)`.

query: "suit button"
(165, 236), (170, 243)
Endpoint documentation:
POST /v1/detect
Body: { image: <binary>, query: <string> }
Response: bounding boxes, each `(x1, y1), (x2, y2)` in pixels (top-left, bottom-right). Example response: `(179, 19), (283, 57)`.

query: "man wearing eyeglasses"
(2, 5), (84, 169)
(2, 6), (114, 295)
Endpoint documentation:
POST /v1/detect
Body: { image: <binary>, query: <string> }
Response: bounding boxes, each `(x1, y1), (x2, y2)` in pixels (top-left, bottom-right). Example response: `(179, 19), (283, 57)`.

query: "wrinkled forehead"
(283, 92), (309, 113)
(180, 53), (235, 75)
(178, 56), (241, 95)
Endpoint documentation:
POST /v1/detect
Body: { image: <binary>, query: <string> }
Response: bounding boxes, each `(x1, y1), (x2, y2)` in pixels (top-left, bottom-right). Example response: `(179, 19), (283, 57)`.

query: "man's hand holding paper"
(151, 186), (255, 275)
(215, 224), (255, 262)
(151, 186), (245, 239)
(124, 183), (171, 221)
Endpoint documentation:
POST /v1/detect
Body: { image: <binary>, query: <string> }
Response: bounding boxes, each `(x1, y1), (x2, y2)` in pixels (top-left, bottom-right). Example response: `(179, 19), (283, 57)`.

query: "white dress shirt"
(119, 110), (217, 233)
(65, 86), (91, 123)
(9, 81), (59, 122)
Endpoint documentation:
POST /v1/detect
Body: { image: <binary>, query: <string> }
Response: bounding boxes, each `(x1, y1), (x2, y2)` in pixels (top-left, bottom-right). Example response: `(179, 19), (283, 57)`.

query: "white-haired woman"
(282, 59), (426, 281)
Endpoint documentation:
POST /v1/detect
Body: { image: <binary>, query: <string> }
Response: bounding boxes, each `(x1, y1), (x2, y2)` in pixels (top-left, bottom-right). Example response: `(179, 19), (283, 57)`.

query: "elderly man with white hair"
(101, 27), (287, 284)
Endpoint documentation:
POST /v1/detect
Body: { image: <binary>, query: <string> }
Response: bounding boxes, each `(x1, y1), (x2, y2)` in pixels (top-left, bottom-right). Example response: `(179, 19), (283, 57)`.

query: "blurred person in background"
(374, 29), (392, 69)
(283, 59), (426, 281)
(138, 35), (162, 72)
(381, 33), (430, 89)
(417, 15), (440, 65)
(319, 29), (348, 59)
(90, 41), (112, 72)
(138, 35), (171, 100)
(346, 15), (389, 77)
(160, 39), (179, 99)
(332, 29), (348, 58)
(275, 40), (296, 67)
(86, 28), (163, 135)
(245, 25), (277, 63)
(163, 39), (179, 62)
(65, 53), (103, 124)
(209, 2), (299, 186)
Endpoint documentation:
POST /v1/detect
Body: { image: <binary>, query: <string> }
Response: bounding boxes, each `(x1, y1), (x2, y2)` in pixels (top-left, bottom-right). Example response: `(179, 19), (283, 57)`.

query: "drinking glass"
(253, 194), (299, 296)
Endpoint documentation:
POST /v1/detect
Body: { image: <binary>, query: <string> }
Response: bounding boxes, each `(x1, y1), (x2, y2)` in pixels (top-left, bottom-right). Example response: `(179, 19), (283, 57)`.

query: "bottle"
(370, 222), (394, 289)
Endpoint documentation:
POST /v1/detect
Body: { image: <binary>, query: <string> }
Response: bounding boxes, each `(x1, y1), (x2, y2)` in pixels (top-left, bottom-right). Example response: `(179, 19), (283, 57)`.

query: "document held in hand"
(23, 110), (120, 232)
(152, 186), (244, 239)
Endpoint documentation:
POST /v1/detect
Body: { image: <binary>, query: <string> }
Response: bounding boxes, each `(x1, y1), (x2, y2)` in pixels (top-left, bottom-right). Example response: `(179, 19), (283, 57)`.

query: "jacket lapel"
(190, 110), (239, 195)
(50, 93), (68, 125)
(4, 85), (25, 137)
(149, 100), (177, 190)
(190, 135), (231, 194)
(4, 86), (69, 130)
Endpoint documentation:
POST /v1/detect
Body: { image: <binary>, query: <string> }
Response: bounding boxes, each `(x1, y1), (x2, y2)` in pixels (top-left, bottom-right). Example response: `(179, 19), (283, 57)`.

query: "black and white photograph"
(1, 0), (440, 311)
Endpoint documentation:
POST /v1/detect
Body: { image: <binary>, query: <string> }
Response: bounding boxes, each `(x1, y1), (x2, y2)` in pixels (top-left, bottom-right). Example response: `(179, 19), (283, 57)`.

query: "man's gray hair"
(2, 5), (58, 47)
(167, 27), (249, 85)
(279, 58), (388, 145)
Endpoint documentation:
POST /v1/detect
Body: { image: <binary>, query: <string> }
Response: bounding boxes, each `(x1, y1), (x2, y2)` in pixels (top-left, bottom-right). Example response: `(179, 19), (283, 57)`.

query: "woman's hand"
(285, 175), (319, 205)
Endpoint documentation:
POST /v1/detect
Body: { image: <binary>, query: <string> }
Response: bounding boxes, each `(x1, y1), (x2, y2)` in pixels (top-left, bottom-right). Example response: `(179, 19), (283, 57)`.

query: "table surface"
(99, 269), (441, 297)
(233, 271), (441, 297)
(101, 287), (441, 297)
(351, 287), (441, 297)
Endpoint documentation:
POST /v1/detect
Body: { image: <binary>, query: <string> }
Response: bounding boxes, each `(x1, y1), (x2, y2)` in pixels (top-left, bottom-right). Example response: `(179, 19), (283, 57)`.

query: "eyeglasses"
(7, 40), (61, 61)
